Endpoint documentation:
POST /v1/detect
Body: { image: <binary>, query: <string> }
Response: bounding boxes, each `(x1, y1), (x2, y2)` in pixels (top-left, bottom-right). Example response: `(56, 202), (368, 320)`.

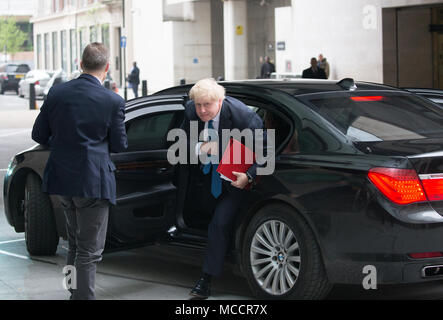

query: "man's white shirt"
(195, 109), (221, 156)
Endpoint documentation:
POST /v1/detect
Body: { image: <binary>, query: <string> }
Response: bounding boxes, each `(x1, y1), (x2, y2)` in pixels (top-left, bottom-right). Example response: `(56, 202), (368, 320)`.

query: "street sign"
(236, 25), (244, 36)
(277, 41), (286, 51)
(120, 36), (127, 48)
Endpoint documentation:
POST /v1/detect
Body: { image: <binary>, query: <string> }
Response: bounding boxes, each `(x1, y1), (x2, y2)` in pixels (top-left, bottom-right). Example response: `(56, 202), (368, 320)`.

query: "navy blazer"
(182, 96), (265, 179)
(32, 74), (128, 205)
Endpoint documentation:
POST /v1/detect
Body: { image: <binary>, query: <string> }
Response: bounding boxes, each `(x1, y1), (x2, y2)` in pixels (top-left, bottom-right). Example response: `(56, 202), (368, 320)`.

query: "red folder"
(217, 138), (256, 182)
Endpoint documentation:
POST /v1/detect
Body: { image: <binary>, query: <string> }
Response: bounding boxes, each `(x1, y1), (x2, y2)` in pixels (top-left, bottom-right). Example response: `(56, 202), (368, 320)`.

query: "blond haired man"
(181, 78), (264, 299)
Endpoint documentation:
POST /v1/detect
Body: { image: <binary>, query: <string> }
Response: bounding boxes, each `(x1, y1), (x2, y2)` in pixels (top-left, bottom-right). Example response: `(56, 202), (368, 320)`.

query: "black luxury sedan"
(3, 79), (443, 299)
(0, 63), (31, 95)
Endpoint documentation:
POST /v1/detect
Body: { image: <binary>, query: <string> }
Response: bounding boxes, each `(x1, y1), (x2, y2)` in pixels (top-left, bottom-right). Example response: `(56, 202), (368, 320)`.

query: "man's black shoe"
(190, 278), (211, 299)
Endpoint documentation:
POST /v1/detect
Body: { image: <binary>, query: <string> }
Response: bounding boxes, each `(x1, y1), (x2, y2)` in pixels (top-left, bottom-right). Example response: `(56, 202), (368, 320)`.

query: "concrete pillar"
(224, 0), (248, 80)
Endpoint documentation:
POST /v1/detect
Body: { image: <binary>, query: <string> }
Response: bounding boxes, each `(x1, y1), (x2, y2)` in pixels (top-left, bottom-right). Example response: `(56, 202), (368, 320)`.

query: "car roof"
(154, 79), (401, 97)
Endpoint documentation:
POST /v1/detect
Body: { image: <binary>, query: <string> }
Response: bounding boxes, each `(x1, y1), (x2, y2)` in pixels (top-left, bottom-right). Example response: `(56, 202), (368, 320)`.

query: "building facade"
(32, 0), (443, 93)
(0, 0), (36, 65)
(32, 0), (124, 84)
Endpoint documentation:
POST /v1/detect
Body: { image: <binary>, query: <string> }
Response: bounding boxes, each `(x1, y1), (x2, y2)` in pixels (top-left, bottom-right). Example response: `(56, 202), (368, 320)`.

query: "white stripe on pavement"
(0, 169), (7, 172)
(0, 249), (30, 260)
(0, 239), (25, 245)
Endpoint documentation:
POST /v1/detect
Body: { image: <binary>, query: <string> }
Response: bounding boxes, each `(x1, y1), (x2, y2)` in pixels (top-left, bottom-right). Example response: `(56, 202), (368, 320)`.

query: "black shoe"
(189, 278), (211, 299)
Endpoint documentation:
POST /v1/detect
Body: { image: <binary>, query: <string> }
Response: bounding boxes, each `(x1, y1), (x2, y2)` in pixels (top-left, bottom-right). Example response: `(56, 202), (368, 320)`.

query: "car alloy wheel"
(242, 204), (331, 299)
(250, 220), (301, 296)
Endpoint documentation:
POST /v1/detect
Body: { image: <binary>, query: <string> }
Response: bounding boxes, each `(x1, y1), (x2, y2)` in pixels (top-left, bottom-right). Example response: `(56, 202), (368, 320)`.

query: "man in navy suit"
(181, 79), (264, 299)
(32, 43), (128, 300)
(128, 62), (140, 98)
(302, 57), (327, 79)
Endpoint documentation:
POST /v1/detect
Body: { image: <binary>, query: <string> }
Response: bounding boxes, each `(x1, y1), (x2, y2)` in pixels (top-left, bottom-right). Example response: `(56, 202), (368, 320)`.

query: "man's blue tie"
(202, 120), (222, 199)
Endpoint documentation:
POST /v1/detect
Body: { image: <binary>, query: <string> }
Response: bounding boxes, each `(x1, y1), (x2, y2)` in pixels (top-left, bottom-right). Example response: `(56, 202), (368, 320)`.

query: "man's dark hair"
(81, 43), (109, 72)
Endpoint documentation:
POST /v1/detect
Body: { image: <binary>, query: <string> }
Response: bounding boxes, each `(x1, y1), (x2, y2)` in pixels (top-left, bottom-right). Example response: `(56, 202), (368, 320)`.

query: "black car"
(0, 63), (31, 94)
(3, 79), (443, 299)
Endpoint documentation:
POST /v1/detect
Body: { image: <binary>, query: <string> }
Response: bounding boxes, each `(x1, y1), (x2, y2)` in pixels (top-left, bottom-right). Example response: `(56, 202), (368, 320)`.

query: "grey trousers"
(59, 196), (109, 300)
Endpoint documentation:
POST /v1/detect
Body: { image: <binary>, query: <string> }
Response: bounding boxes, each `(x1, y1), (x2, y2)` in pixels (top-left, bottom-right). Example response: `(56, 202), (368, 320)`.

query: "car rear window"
(302, 92), (443, 142)
(6, 65), (18, 73)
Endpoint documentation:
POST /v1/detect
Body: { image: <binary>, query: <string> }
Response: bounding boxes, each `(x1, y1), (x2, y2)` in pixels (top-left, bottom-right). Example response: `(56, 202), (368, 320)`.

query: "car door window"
(125, 111), (180, 152)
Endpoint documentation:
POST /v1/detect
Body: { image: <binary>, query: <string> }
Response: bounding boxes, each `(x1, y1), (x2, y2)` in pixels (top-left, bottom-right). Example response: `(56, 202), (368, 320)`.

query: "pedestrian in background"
(302, 57), (327, 80)
(260, 56), (275, 79)
(128, 62), (140, 98)
(318, 54), (330, 79)
(32, 42), (128, 300)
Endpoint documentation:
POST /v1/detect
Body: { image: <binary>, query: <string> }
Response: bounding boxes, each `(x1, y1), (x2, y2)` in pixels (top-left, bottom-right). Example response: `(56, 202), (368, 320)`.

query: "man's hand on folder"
(201, 141), (218, 155)
(231, 171), (249, 190)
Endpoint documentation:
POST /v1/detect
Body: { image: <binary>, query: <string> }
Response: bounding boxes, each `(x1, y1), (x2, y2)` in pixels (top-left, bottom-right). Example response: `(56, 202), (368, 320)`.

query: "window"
(90, 26), (97, 43)
(70, 29), (77, 71)
(6, 65), (18, 73)
(44, 33), (50, 70)
(61, 30), (67, 71)
(304, 92), (443, 142)
(36, 34), (42, 69)
(16, 65), (30, 73)
(52, 32), (59, 70)
(126, 112), (178, 152)
(101, 24), (110, 49)
(79, 28), (87, 58)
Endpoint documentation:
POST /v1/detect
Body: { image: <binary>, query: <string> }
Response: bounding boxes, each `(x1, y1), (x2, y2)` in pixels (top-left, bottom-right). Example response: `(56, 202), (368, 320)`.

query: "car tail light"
(419, 174), (443, 202)
(409, 252), (443, 259)
(351, 96), (384, 102)
(35, 81), (40, 86)
(368, 167), (427, 205)
(1, 75), (7, 80)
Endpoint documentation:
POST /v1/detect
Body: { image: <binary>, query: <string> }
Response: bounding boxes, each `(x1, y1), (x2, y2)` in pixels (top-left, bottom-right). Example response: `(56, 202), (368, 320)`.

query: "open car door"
(107, 96), (185, 246)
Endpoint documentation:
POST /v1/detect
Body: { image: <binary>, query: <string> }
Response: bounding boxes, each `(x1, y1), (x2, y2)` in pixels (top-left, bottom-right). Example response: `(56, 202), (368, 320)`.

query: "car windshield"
(6, 65), (18, 73)
(302, 92), (443, 142)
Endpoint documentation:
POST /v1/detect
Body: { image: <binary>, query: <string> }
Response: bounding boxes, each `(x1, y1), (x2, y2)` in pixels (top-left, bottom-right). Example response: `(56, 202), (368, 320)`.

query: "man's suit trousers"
(59, 196), (109, 300)
(203, 180), (245, 277)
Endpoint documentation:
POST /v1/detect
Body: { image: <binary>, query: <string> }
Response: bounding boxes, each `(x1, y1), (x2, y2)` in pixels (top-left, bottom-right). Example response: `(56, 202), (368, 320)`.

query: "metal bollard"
(124, 86), (128, 101)
(142, 80), (148, 96)
(180, 79), (186, 86)
(29, 83), (36, 110)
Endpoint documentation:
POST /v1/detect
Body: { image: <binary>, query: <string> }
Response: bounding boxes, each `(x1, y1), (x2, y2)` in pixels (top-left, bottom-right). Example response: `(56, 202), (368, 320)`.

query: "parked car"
(18, 70), (54, 99)
(405, 88), (443, 109)
(43, 69), (69, 101)
(4, 79), (443, 299)
(43, 70), (118, 100)
(0, 63), (31, 95)
(104, 72), (119, 93)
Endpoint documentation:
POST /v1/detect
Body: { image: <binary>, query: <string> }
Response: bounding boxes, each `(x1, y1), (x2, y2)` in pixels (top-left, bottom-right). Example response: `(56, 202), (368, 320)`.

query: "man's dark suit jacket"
(302, 67), (327, 79)
(129, 66), (140, 85)
(32, 73), (128, 205)
(181, 96), (264, 180)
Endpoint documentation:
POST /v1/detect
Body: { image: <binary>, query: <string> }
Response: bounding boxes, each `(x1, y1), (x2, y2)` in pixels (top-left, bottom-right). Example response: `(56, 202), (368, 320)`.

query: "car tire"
(24, 173), (59, 256)
(242, 204), (332, 300)
(0, 83), (4, 95)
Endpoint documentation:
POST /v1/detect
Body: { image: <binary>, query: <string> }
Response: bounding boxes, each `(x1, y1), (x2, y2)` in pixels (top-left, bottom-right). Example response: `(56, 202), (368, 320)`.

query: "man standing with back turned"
(32, 43), (128, 300)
